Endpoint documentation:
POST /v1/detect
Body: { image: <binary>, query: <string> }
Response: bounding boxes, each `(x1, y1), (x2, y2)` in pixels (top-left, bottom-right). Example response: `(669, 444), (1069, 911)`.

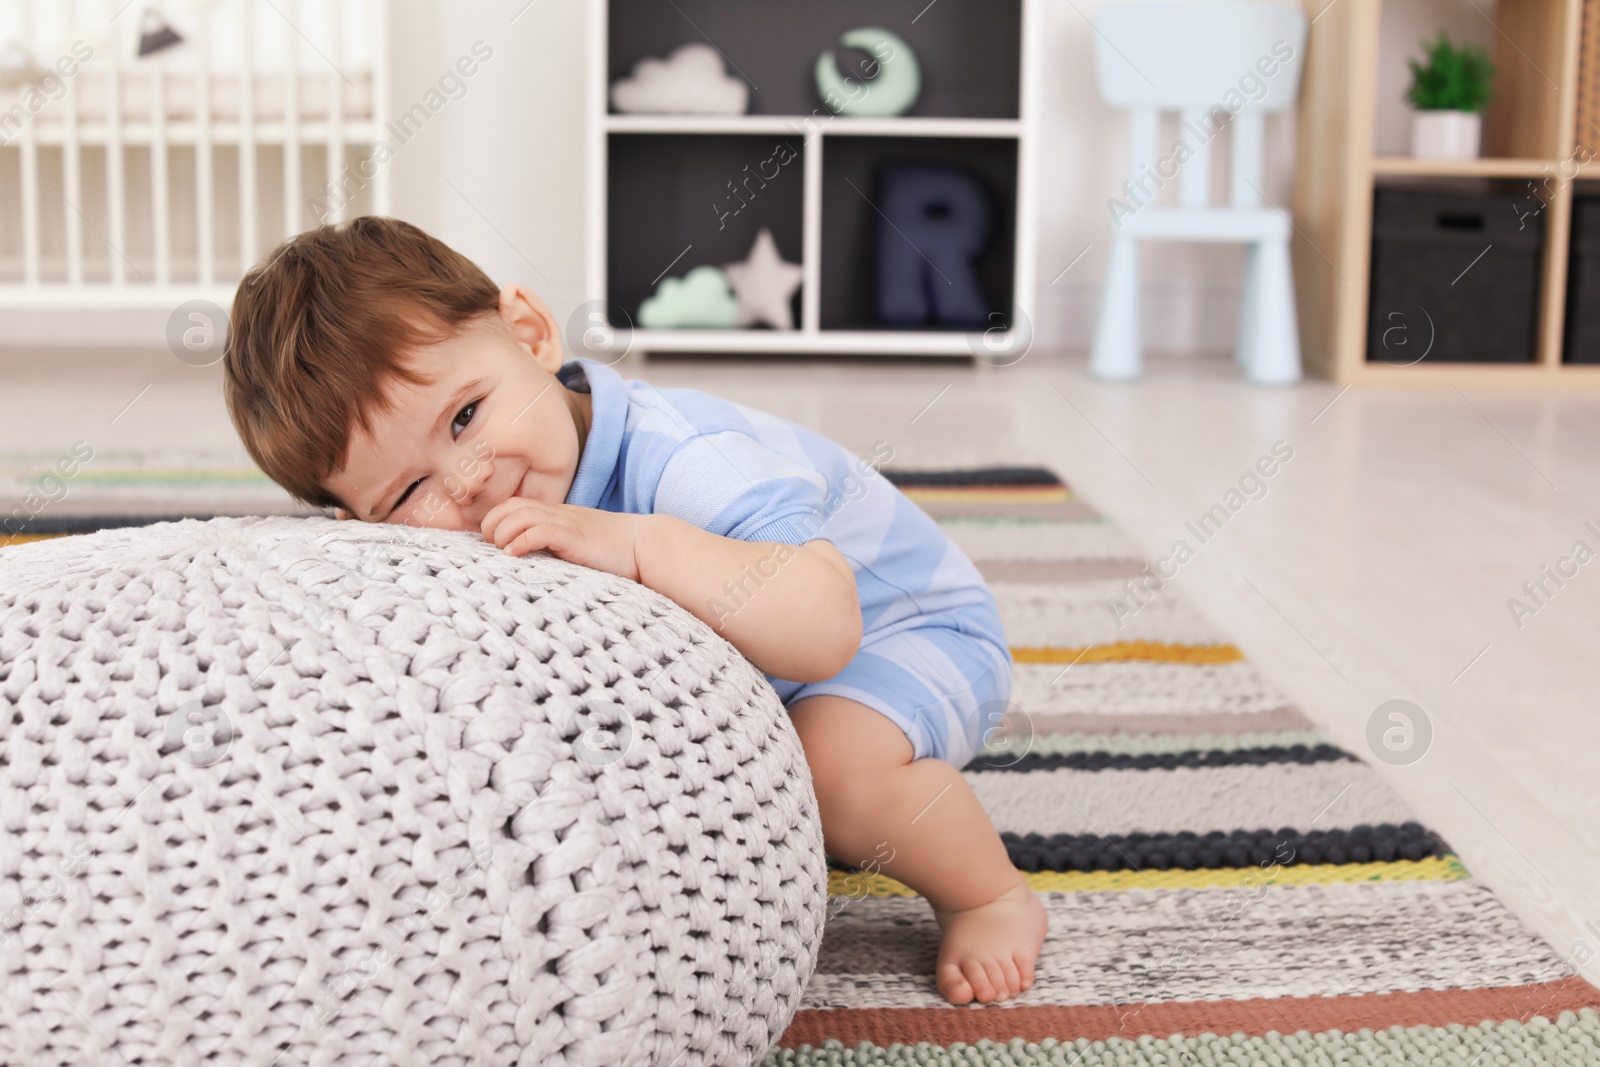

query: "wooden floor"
(6, 344), (1600, 982)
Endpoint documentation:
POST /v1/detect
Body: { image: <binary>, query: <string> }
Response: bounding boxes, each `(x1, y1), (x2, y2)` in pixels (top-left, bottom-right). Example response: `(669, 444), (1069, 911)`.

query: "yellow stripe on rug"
(1, 533), (75, 548)
(1011, 641), (1245, 665)
(828, 855), (1469, 899)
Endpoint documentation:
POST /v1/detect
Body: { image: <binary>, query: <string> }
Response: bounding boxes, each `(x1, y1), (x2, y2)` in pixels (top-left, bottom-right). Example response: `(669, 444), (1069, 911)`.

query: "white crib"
(0, 0), (389, 307)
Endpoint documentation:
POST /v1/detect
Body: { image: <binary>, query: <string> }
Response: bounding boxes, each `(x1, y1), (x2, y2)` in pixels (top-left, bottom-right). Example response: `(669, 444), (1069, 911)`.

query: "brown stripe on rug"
(776, 977), (1600, 1049)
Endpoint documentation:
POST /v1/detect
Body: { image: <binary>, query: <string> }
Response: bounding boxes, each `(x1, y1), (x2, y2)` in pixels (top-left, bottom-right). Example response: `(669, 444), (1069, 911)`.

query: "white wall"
(409, 0), (589, 323)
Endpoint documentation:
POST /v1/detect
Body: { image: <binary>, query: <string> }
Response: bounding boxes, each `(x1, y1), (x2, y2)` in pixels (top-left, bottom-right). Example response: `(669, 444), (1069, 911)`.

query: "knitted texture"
(0, 515), (827, 1067)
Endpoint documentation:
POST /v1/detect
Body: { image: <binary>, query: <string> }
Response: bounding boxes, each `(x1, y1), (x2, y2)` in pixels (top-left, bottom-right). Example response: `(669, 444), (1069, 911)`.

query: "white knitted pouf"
(0, 516), (827, 1067)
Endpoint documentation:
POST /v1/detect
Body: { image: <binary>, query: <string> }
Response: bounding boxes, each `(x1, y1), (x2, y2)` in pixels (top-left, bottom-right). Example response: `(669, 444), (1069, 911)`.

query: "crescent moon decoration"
(814, 27), (921, 117)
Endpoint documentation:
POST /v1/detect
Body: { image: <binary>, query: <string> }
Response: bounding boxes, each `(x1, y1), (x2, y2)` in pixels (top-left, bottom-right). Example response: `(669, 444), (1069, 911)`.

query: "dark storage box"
(1367, 186), (1543, 363)
(1564, 195), (1600, 363)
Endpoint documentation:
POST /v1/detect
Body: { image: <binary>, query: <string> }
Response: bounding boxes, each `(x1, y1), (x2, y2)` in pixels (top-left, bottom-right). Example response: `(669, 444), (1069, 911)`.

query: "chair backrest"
(1092, 1), (1308, 209)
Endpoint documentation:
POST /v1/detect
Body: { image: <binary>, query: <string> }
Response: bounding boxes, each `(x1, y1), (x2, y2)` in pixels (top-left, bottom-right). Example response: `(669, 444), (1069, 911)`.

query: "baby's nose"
(452, 453), (493, 505)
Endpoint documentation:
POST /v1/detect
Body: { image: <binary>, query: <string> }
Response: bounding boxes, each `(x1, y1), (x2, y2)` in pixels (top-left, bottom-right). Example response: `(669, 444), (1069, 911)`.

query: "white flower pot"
(1411, 110), (1482, 160)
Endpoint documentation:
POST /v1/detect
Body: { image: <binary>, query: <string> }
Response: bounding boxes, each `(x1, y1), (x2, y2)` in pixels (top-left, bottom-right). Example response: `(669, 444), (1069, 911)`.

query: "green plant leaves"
(1407, 32), (1495, 112)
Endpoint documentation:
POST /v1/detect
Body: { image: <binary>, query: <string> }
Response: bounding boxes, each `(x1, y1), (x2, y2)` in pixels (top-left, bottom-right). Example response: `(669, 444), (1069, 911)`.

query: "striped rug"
(769, 466), (1600, 1066)
(0, 446), (314, 547)
(8, 465), (1600, 1064)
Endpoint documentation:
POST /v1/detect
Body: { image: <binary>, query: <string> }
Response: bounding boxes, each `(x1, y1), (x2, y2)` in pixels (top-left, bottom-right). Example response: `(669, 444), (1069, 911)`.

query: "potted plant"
(1407, 32), (1495, 160)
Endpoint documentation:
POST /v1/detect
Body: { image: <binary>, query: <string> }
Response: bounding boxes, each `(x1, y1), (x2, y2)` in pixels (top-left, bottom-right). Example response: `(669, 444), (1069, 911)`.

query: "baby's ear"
(499, 282), (564, 373)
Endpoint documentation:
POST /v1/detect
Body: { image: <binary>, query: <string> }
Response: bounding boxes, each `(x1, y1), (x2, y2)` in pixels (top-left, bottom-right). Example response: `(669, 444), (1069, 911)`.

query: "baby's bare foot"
(930, 873), (1048, 1005)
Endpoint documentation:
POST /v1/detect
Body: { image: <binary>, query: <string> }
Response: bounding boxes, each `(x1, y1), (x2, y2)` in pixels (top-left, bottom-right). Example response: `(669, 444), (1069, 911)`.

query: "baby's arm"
(635, 514), (860, 682)
(481, 499), (861, 683)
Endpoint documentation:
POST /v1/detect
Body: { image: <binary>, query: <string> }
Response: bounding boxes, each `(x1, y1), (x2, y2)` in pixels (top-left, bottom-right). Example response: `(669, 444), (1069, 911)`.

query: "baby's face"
(327, 296), (588, 532)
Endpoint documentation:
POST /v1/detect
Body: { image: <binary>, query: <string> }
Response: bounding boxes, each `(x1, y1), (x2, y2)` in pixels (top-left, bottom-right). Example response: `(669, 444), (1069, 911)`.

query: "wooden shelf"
(1371, 156), (1558, 178)
(1293, 0), (1593, 383)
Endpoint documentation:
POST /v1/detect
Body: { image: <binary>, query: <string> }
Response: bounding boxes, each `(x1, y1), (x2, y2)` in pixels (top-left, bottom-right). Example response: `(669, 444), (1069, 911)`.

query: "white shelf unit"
(584, 0), (1041, 358)
(604, 115), (1024, 137)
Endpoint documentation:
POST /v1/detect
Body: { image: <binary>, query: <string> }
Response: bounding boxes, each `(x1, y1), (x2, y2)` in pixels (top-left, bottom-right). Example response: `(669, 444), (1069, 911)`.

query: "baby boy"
(222, 216), (1047, 1005)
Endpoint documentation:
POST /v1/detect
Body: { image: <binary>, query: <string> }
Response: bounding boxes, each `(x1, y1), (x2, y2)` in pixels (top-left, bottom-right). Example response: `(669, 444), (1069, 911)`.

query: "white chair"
(1089, 1), (1308, 384)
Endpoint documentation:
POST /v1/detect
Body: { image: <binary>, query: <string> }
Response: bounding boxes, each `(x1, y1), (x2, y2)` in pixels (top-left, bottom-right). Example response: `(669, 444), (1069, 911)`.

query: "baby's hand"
(480, 498), (648, 582)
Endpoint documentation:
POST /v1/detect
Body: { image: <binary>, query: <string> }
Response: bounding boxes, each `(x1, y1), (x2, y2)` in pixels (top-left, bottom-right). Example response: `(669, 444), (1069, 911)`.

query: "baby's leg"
(788, 693), (1048, 1005)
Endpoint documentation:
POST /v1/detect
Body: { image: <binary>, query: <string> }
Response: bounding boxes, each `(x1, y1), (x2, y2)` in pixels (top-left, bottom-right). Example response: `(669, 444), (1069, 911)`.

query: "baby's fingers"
(505, 522), (570, 559)
(484, 504), (545, 548)
(482, 497), (551, 543)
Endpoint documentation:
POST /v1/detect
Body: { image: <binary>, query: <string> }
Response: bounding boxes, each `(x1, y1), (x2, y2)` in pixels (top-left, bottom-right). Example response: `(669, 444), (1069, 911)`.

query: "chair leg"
(1236, 242), (1260, 369)
(1243, 237), (1302, 385)
(1091, 237), (1141, 381)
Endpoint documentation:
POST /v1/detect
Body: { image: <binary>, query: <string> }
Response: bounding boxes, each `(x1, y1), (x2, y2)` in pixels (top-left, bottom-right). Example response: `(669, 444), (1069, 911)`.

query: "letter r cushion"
(0, 515), (827, 1067)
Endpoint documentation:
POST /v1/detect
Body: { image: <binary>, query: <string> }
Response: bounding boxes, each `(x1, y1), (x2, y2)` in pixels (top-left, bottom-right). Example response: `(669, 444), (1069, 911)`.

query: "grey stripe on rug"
(970, 760), (1416, 836)
(1014, 708), (1316, 736)
(1011, 661), (1294, 715)
(991, 580), (1228, 646)
(977, 559), (1155, 583)
(803, 880), (1562, 1009)
(939, 518), (1143, 561)
(1011, 729), (1330, 755)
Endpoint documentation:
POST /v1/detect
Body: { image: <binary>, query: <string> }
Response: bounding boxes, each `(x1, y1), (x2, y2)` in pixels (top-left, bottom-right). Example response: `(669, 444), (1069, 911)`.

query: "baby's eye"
(452, 400), (479, 438)
(392, 477), (423, 514)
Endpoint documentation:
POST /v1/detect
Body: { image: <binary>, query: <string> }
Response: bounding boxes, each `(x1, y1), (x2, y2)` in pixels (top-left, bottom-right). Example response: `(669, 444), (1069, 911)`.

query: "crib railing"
(0, 0), (388, 306)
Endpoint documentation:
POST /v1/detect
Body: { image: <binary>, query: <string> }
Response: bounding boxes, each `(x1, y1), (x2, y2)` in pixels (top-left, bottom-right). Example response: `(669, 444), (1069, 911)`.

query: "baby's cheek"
(412, 494), (457, 529)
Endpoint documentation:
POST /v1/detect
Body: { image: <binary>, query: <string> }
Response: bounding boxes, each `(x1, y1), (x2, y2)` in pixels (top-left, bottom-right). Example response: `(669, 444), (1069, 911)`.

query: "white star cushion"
(723, 227), (804, 330)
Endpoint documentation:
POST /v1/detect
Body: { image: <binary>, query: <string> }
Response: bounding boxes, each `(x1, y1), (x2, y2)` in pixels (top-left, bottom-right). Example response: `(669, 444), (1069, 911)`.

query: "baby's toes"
(979, 959), (1011, 1002)
(963, 959), (998, 1003)
(1013, 949), (1036, 990)
(997, 954), (1023, 997)
(937, 962), (974, 1005)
